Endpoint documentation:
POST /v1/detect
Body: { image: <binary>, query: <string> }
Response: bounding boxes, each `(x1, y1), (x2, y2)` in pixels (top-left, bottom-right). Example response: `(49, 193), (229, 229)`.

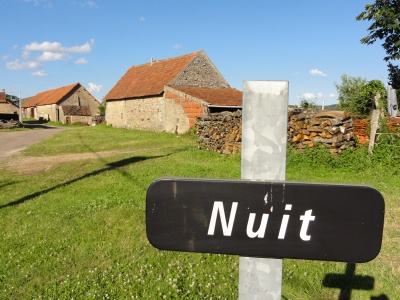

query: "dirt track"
(0, 126), (64, 161)
(0, 126), (138, 173)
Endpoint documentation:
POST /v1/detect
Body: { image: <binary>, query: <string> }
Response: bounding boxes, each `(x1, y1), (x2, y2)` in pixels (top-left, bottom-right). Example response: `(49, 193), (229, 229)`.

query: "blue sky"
(0, 0), (388, 106)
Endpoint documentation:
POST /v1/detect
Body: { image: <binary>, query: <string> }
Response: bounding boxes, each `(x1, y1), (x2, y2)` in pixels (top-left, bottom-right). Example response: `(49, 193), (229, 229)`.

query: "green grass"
(0, 125), (399, 299)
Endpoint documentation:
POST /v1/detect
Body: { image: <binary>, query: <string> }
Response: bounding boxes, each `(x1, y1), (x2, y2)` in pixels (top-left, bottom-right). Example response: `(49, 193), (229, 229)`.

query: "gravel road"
(0, 126), (64, 161)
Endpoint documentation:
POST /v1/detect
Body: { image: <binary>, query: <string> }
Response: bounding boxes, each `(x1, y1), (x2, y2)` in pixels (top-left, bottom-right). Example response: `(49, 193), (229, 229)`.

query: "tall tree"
(335, 74), (386, 117)
(356, 0), (400, 91)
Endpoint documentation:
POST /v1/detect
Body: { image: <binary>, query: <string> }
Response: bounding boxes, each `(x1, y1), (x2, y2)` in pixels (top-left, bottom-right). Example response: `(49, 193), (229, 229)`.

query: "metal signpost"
(146, 81), (385, 299)
(239, 80), (288, 299)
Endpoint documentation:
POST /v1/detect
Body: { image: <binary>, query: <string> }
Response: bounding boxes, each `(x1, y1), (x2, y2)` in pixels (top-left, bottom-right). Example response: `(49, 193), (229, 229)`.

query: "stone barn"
(22, 83), (100, 124)
(103, 50), (242, 134)
(0, 89), (19, 121)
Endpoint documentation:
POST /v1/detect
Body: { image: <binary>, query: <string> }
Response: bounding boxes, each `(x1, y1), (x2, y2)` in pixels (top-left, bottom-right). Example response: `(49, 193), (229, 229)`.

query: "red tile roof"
(104, 51), (200, 100)
(171, 86), (243, 107)
(23, 83), (80, 108)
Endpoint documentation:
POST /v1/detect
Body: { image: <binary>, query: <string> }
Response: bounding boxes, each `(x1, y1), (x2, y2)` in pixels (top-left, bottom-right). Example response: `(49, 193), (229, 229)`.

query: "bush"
(335, 74), (386, 117)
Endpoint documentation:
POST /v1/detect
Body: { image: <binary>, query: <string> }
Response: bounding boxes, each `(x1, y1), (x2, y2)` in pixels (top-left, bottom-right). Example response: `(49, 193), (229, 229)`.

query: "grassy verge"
(0, 125), (399, 299)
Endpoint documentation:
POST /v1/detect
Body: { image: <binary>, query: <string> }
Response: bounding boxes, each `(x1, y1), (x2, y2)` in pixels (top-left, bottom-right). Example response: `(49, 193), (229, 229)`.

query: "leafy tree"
(99, 102), (106, 115)
(356, 0), (400, 62)
(299, 98), (318, 110)
(356, 0), (400, 97)
(365, 79), (388, 110)
(388, 62), (400, 98)
(335, 74), (386, 117)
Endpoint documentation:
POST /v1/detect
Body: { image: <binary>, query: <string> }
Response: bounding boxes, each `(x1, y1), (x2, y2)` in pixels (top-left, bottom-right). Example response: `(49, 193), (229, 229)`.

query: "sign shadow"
(323, 263), (389, 300)
(0, 154), (169, 209)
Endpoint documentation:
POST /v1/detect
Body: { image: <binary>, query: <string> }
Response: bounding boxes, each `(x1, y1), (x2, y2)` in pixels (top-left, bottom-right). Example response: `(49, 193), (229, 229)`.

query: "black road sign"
(146, 177), (385, 263)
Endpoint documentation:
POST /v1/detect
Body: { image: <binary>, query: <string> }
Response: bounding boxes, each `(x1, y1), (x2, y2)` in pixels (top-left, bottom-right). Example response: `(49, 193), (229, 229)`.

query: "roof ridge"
(23, 82), (81, 107)
(128, 50), (201, 69)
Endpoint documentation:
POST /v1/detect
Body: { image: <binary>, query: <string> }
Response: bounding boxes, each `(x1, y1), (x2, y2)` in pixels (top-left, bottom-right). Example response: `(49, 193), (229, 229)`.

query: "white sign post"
(239, 81), (289, 299)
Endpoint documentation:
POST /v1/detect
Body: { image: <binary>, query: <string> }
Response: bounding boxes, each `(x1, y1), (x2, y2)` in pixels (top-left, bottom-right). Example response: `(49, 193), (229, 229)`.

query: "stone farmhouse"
(0, 89), (19, 120)
(23, 83), (100, 125)
(103, 50), (242, 134)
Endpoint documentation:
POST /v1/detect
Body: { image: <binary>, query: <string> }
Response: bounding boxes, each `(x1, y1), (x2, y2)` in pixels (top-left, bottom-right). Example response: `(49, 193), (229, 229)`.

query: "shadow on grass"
(0, 180), (18, 189)
(323, 263), (389, 300)
(0, 154), (167, 209)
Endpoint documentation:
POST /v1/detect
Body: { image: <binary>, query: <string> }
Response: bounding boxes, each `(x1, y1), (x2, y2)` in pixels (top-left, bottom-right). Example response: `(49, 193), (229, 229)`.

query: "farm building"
(0, 89), (19, 120)
(103, 50), (242, 134)
(22, 83), (100, 124)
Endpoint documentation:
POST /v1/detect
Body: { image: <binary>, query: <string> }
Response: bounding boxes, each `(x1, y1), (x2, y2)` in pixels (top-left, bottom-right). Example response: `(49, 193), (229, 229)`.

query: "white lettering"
(278, 204), (292, 239)
(299, 209), (315, 241)
(246, 213), (269, 238)
(207, 201), (238, 236)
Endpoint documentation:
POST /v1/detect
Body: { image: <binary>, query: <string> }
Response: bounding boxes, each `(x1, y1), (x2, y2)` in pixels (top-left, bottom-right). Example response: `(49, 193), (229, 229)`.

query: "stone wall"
(106, 87), (208, 134)
(36, 104), (56, 121)
(62, 85), (100, 116)
(0, 102), (18, 114)
(170, 52), (230, 89)
(164, 86), (207, 131)
(66, 115), (92, 125)
(106, 96), (166, 131)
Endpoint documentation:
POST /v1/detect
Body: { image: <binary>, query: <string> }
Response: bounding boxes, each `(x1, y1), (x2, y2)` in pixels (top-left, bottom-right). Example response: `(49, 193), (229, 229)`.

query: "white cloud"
(173, 44), (182, 49)
(74, 57), (88, 64)
(6, 59), (41, 70)
(139, 16), (146, 22)
(32, 70), (48, 76)
(24, 41), (62, 52)
(24, 41), (92, 53)
(82, 1), (97, 8)
(298, 92), (337, 101)
(38, 51), (70, 61)
(7, 40), (94, 71)
(310, 69), (328, 77)
(299, 92), (317, 99)
(24, 0), (53, 8)
(2, 54), (10, 60)
(87, 82), (103, 93)
(22, 50), (30, 60)
(64, 42), (92, 53)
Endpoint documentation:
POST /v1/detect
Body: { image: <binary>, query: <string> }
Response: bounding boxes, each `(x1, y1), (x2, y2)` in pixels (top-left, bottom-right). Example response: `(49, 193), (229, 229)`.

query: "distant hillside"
(323, 104), (339, 110)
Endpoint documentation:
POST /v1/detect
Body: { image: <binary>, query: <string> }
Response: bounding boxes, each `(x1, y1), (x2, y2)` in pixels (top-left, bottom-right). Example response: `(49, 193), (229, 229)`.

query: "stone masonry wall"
(61, 85), (100, 116)
(0, 102), (18, 114)
(106, 96), (166, 131)
(170, 52), (230, 89)
(164, 86), (207, 131)
(36, 104), (56, 121)
(106, 87), (208, 134)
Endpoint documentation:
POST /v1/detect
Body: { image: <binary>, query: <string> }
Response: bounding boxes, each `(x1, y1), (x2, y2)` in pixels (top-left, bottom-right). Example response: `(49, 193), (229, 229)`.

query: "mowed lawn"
(0, 125), (399, 299)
